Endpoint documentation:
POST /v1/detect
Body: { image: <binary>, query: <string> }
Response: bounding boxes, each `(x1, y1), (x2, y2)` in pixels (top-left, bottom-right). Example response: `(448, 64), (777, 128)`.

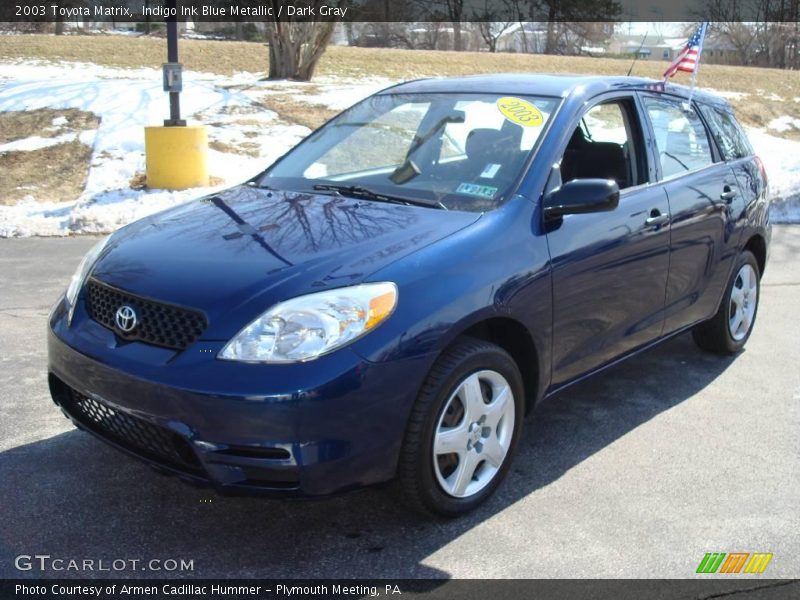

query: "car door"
(546, 94), (671, 386)
(639, 94), (740, 334)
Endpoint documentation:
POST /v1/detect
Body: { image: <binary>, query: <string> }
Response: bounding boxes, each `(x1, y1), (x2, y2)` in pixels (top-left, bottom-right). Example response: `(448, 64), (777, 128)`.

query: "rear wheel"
(399, 338), (524, 517)
(693, 250), (760, 355)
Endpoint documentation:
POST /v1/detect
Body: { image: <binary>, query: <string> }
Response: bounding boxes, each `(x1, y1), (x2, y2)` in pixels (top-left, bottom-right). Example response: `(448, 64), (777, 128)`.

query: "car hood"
(91, 185), (481, 338)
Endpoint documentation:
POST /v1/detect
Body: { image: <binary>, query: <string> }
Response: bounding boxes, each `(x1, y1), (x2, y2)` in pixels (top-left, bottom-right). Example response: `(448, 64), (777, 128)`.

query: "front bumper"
(47, 304), (433, 497)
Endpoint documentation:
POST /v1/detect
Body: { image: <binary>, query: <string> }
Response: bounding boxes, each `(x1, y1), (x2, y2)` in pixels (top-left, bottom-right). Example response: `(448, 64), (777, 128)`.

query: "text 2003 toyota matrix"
(48, 74), (769, 516)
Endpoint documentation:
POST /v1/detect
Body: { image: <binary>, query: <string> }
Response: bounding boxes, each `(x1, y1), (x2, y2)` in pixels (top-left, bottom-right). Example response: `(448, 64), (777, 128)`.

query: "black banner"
(2, 0), (800, 23)
(1, 580), (799, 600)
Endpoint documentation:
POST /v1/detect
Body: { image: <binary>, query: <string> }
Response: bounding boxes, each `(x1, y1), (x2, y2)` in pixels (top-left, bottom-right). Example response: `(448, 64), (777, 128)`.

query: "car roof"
(381, 73), (731, 109)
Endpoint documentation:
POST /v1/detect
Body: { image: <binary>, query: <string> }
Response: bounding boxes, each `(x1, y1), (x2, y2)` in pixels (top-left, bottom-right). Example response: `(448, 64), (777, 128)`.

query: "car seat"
(561, 127), (628, 188)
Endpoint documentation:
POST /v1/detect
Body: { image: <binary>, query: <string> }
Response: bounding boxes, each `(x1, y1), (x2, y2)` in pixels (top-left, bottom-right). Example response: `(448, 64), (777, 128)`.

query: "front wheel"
(398, 338), (524, 517)
(693, 250), (761, 355)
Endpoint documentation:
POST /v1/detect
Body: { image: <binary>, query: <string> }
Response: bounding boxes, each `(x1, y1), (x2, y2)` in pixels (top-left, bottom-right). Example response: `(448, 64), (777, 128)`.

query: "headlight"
(219, 282), (398, 363)
(65, 235), (110, 324)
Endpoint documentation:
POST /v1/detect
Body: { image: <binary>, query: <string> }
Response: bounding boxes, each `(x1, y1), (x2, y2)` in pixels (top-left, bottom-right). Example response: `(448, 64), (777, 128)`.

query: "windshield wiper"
(312, 184), (447, 210)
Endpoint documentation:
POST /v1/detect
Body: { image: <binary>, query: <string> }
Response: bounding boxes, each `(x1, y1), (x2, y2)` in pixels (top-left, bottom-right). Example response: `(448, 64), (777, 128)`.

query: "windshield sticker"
(497, 97), (544, 127)
(480, 163), (502, 179)
(457, 183), (498, 198)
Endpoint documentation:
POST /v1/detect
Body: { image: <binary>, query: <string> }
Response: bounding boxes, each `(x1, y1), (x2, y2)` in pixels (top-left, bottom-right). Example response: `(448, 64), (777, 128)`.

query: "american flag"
(663, 22), (709, 80)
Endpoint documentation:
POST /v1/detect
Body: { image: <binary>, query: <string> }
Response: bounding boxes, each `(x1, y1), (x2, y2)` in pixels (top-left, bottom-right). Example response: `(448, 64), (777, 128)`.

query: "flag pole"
(687, 21), (709, 105)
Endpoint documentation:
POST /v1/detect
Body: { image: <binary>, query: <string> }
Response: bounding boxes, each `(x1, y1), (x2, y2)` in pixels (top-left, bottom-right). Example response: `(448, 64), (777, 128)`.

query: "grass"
(209, 139), (261, 157)
(1, 34), (797, 95)
(256, 93), (339, 130)
(0, 107), (97, 144)
(0, 108), (99, 205)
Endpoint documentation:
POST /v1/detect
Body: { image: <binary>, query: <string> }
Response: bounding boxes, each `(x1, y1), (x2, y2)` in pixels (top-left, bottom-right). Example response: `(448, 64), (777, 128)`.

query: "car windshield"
(261, 92), (559, 211)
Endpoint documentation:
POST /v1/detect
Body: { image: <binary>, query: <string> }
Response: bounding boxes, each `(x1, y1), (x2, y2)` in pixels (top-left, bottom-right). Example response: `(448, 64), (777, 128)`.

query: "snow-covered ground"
(747, 129), (800, 223)
(0, 61), (320, 236)
(0, 60), (798, 236)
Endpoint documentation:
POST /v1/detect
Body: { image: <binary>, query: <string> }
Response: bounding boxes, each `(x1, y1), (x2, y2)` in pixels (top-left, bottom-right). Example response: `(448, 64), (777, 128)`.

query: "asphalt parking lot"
(0, 227), (798, 580)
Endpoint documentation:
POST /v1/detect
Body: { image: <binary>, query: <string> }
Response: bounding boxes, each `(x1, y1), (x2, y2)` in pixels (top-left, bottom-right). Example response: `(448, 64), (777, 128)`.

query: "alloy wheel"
(728, 263), (758, 341)
(432, 370), (516, 498)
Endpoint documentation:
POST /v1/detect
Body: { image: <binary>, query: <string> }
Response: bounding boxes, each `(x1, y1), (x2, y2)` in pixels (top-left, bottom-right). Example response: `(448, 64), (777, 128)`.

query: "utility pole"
(163, 0), (185, 126)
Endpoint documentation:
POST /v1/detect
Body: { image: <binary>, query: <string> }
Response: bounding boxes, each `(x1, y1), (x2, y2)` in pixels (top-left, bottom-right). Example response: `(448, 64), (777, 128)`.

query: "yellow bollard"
(144, 125), (209, 190)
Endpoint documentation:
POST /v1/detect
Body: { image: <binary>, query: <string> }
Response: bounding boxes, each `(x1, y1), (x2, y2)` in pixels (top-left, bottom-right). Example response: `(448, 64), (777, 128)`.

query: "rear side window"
(643, 96), (713, 178)
(698, 105), (753, 160)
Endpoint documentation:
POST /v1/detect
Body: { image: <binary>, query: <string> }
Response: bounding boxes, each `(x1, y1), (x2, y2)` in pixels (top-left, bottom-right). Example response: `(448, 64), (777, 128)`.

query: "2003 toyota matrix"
(48, 74), (770, 516)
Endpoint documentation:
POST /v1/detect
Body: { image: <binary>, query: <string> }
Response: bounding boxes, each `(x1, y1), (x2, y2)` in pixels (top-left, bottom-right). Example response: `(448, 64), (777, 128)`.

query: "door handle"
(645, 209), (669, 227)
(720, 185), (737, 203)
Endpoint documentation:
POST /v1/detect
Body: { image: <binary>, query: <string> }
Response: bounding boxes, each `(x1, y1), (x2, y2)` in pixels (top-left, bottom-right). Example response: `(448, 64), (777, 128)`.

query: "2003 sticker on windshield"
(497, 97), (544, 127)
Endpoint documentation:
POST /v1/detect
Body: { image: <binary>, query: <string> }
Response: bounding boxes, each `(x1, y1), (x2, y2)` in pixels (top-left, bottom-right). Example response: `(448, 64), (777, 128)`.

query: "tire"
(398, 337), (525, 517)
(692, 250), (761, 355)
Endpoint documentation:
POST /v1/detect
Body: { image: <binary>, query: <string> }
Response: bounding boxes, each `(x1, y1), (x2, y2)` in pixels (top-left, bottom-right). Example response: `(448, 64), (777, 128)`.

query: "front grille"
(58, 382), (202, 473)
(85, 278), (207, 350)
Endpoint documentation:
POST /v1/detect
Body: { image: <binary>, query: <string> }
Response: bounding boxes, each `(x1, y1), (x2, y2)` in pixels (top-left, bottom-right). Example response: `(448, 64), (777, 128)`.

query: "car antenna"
(626, 29), (649, 77)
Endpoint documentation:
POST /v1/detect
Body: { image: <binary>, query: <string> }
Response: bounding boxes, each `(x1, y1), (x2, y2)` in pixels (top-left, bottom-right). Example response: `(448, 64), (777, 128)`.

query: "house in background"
(608, 31), (744, 65)
(496, 23), (548, 53)
(702, 35), (740, 65)
(607, 33), (685, 60)
(496, 22), (613, 55)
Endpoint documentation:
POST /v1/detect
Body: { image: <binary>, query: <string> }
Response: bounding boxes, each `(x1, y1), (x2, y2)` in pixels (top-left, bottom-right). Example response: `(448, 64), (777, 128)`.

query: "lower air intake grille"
(60, 383), (202, 473)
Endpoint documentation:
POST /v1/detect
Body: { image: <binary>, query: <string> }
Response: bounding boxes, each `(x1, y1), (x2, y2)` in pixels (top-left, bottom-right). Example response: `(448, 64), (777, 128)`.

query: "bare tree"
(700, 1), (766, 64)
(347, 22), (419, 48)
(54, 0), (89, 35)
(441, 0), (465, 50)
(265, 0), (347, 81)
(409, 21), (448, 50)
(697, 0), (800, 68)
(477, 22), (516, 53)
(476, 0), (522, 52)
(532, 0), (622, 54)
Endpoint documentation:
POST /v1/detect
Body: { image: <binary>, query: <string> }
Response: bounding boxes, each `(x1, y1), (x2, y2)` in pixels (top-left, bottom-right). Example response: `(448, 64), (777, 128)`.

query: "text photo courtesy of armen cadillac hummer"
(0, 0), (798, 595)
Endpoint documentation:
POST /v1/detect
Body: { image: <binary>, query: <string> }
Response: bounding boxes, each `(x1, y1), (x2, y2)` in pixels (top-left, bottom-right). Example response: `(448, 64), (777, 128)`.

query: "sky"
(618, 22), (690, 38)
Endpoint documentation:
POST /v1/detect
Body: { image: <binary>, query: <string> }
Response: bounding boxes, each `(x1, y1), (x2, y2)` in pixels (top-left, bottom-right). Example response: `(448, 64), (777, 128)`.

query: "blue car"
(48, 74), (770, 516)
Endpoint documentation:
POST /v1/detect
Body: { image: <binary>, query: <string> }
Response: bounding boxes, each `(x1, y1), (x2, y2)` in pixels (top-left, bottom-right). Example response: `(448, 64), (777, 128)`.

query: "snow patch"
(767, 115), (800, 133)
(301, 79), (396, 110)
(759, 92), (785, 102)
(748, 128), (800, 223)
(702, 88), (749, 101)
(0, 132), (83, 153)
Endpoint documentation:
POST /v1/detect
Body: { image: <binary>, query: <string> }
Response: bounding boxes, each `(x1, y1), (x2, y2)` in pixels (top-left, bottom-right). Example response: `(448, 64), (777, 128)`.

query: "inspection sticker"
(480, 163), (502, 178)
(457, 183), (498, 198)
(497, 96), (544, 127)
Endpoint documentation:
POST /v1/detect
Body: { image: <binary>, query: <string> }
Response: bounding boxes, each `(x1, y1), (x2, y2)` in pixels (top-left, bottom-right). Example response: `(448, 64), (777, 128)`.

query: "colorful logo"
(697, 552), (773, 574)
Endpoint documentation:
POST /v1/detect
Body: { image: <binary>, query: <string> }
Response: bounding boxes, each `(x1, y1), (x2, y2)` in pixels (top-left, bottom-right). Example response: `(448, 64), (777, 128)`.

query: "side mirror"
(543, 179), (620, 220)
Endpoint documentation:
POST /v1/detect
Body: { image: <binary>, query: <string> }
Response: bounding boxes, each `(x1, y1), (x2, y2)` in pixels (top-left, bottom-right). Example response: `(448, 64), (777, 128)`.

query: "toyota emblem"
(115, 305), (137, 333)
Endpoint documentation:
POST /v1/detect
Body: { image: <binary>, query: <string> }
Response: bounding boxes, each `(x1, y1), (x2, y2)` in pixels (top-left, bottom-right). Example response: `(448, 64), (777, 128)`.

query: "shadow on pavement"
(0, 332), (737, 579)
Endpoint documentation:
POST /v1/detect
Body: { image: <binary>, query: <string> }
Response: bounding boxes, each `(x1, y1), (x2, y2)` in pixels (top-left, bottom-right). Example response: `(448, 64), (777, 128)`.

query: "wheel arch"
(743, 233), (767, 278)
(454, 316), (542, 414)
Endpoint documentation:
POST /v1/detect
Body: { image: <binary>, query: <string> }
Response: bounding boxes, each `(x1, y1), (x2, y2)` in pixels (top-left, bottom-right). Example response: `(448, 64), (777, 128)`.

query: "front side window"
(698, 104), (753, 161)
(560, 100), (644, 191)
(264, 92), (559, 211)
(643, 96), (713, 178)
